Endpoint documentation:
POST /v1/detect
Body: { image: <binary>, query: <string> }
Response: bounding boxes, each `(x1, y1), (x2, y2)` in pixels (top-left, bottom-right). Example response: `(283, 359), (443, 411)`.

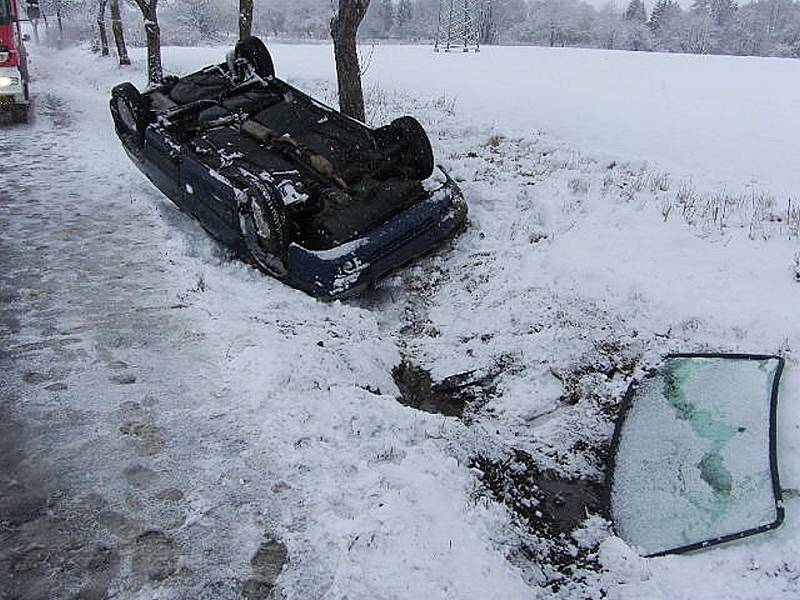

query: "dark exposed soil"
(473, 449), (606, 536)
(392, 359), (507, 419)
(473, 448), (609, 589)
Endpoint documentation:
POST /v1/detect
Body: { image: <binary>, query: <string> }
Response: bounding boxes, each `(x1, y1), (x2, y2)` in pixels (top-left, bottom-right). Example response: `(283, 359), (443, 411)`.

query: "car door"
(142, 127), (185, 208)
(179, 152), (245, 251)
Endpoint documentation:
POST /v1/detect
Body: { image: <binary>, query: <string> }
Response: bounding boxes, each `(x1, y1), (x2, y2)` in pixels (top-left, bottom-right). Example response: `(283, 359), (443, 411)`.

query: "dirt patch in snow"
(472, 448), (608, 589)
(392, 360), (507, 419)
(473, 449), (605, 536)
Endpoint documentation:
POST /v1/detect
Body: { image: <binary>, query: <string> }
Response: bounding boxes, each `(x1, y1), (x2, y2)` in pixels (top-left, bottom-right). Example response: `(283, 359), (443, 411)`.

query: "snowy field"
(1, 41), (799, 599)
(162, 43), (800, 196)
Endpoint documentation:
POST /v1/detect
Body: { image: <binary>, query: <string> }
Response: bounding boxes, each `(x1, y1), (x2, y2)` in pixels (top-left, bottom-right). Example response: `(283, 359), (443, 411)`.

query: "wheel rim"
(250, 196), (273, 244)
(238, 58), (257, 82)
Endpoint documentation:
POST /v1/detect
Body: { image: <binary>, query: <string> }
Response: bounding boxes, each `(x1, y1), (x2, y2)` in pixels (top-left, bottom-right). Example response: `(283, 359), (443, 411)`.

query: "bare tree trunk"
(132, 0), (163, 83)
(330, 0), (371, 122)
(332, 34), (364, 121)
(27, 0), (41, 43)
(144, 16), (163, 83)
(239, 0), (253, 39)
(109, 0), (131, 66)
(97, 0), (109, 56)
(55, 1), (64, 48)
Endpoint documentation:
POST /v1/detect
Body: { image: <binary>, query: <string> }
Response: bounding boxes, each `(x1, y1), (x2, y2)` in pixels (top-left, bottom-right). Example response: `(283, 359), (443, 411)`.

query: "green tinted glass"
(610, 355), (784, 556)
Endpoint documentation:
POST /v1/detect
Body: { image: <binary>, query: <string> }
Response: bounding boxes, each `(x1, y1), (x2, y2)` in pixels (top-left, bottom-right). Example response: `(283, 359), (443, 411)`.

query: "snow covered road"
(2, 43), (800, 599)
(0, 66), (294, 598)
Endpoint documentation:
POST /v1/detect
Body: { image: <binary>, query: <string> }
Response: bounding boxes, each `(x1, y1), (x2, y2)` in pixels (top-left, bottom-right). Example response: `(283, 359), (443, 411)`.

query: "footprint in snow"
(123, 464), (157, 489)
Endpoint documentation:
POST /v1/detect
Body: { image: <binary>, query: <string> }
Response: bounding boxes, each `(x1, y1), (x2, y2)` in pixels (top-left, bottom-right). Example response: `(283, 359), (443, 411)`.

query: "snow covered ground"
(1, 41), (799, 599)
(162, 43), (800, 197)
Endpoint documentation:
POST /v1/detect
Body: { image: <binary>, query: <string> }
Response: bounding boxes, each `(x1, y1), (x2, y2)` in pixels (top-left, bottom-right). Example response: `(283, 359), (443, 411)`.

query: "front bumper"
(0, 67), (27, 105)
(285, 172), (468, 299)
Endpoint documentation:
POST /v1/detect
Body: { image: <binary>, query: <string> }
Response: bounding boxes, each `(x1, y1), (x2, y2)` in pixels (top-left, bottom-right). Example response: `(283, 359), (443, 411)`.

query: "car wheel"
(234, 37), (275, 80)
(11, 105), (28, 124)
(378, 116), (435, 180)
(239, 180), (289, 276)
(110, 83), (150, 146)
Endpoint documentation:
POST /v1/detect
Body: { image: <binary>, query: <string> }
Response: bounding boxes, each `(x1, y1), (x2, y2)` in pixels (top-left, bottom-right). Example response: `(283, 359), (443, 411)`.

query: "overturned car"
(110, 37), (467, 298)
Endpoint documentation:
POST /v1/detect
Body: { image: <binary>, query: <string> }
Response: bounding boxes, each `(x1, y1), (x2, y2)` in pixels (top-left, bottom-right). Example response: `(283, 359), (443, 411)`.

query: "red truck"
(0, 0), (29, 123)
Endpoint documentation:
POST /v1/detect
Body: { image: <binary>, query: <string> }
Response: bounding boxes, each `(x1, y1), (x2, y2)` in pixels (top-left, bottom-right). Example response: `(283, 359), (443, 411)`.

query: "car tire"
(234, 37), (275, 80)
(110, 83), (150, 146)
(239, 180), (289, 276)
(11, 105), (28, 124)
(378, 116), (435, 180)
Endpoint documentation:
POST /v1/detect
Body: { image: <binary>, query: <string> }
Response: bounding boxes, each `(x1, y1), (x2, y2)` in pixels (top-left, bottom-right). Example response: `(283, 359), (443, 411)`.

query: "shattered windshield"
(610, 355), (784, 557)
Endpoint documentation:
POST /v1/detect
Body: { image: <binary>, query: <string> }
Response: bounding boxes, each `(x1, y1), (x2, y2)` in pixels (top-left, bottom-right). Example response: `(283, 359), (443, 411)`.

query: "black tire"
(11, 105), (29, 124)
(234, 37), (275, 80)
(110, 82), (150, 146)
(238, 180), (289, 275)
(377, 116), (435, 180)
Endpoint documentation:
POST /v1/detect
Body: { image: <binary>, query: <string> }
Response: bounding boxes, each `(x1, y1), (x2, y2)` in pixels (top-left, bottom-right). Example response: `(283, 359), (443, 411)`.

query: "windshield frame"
(0, 0), (10, 26)
(604, 352), (785, 557)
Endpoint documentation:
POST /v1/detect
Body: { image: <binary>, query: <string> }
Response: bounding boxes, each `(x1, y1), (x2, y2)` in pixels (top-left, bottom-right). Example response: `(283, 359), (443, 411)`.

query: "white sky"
(582, 0), (694, 9)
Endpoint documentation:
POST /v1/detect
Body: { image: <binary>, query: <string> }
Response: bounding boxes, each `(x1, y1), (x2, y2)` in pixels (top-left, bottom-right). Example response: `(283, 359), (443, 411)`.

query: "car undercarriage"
(110, 38), (467, 297)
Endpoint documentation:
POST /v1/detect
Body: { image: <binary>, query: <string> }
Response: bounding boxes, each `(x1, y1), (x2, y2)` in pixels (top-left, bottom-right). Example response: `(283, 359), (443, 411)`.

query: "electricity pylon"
(434, 0), (481, 53)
